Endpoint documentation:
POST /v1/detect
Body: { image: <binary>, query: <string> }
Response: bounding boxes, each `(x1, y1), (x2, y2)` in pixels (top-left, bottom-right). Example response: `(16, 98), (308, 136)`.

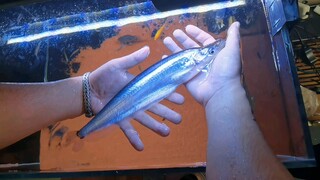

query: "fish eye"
(209, 48), (215, 54)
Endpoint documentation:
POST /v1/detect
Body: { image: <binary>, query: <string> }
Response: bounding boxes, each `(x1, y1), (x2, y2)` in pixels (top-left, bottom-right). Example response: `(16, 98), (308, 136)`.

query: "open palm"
(163, 22), (241, 105)
(87, 46), (184, 151)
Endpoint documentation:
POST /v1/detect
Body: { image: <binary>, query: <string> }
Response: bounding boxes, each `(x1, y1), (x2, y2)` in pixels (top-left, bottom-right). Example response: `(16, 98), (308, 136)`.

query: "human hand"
(88, 46), (184, 151)
(163, 22), (241, 106)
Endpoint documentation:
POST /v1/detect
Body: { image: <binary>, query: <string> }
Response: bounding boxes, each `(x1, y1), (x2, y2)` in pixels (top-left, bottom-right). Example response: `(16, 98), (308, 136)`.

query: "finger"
(214, 22), (240, 66)
(115, 46), (150, 70)
(119, 120), (144, 151)
(185, 25), (216, 46)
(173, 29), (200, 48)
(148, 103), (182, 124)
(166, 92), (184, 105)
(225, 22), (240, 50)
(163, 37), (182, 53)
(133, 111), (171, 136)
(211, 22), (241, 79)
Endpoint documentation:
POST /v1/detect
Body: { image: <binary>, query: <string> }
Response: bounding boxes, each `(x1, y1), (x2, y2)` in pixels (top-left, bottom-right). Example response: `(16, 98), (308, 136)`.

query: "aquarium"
(0, 0), (316, 177)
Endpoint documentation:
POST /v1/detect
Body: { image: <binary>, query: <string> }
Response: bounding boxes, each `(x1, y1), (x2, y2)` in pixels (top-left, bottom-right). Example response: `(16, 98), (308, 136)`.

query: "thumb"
(115, 46), (150, 70)
(211, 22), (241, 79)
(225, 22), (240, 52)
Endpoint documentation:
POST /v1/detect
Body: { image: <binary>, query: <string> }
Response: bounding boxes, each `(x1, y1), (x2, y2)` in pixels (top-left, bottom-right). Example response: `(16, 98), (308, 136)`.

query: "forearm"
(0, 77), (83, 149)
(205, 79), (293, 179)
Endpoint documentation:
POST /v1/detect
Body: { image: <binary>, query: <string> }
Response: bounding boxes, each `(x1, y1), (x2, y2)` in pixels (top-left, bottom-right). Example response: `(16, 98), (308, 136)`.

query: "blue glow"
(7, 0), (245, 44)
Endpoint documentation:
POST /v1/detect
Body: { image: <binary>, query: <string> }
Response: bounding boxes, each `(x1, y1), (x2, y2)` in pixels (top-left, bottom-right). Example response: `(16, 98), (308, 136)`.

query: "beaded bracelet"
(82, 72), (94, 117)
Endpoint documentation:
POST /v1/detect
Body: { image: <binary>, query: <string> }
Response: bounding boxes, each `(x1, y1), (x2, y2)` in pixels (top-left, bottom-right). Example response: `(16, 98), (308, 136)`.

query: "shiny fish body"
(77, 39), (226, 138)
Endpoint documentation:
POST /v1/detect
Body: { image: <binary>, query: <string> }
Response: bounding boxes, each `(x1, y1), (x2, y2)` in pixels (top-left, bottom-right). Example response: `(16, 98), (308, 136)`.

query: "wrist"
(204, 79), (253, 128)
(205, 78), (244, 108)
(61, 76), (84, 119)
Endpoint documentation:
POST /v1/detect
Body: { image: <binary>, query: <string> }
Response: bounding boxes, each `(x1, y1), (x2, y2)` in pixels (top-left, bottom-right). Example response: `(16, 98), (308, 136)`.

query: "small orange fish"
(154, 23), (165, 40)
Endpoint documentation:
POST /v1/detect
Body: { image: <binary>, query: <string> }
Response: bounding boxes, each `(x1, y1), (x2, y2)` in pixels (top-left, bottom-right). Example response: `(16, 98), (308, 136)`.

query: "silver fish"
(77, 39), (226, 138)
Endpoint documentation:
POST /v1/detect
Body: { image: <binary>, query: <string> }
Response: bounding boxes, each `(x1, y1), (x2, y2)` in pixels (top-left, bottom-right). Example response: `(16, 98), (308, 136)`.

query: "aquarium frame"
(0, 0), (318, 178)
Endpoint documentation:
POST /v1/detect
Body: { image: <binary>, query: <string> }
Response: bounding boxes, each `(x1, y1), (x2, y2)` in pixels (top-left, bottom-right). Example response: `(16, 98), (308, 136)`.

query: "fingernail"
(141, 46), (150, 56)
(173, 29), (183, 36)
(161, 123), (170, 136)
(235, 21), (240, 29)
(143, 45), (149, 51)
(161, 123), (169, 131)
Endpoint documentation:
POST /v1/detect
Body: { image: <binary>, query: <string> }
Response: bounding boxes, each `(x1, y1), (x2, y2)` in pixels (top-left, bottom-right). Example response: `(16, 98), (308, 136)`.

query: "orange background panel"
(40, 17), (210, 172)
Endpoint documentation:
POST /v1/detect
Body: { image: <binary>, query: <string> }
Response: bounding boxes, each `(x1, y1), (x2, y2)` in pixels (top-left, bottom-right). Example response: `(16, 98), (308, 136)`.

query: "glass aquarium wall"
(0, 0), (315, 175)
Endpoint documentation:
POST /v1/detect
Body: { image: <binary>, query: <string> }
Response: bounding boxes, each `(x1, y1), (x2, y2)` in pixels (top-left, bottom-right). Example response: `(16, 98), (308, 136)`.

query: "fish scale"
(77, 39), (226, 138)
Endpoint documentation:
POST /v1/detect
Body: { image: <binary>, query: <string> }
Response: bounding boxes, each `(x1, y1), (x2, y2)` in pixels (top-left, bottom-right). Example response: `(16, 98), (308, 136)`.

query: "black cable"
(292, 27), (320, 84)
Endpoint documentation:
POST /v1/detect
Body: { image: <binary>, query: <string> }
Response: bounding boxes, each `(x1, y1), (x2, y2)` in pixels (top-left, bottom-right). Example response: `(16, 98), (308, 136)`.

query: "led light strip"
(7, 0), (245, 44)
